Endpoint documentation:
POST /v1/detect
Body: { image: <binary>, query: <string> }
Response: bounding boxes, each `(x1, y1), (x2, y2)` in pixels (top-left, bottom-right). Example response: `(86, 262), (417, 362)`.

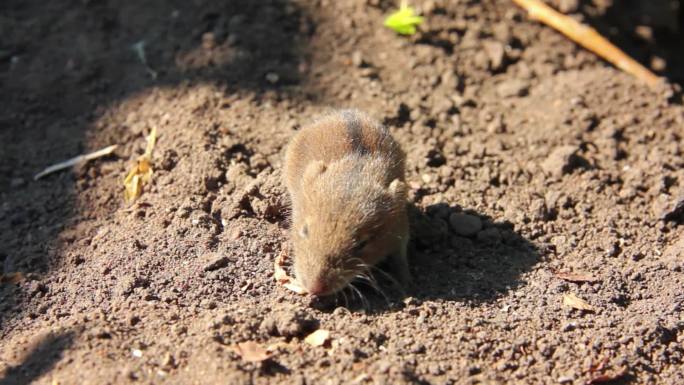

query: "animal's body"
(283, 110), (410, 296)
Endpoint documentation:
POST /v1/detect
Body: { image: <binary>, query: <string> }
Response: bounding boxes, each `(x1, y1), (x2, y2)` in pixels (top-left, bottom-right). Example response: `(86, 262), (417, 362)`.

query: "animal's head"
(290, 157), (406, 296)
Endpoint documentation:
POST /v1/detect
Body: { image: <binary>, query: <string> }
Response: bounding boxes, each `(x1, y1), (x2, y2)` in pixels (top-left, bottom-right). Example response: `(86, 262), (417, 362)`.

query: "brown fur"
(283, 110), (410, 296)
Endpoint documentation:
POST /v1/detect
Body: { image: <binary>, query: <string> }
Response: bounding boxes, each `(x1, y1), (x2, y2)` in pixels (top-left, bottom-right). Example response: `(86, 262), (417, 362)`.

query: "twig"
(512, 0), (661, 87)
(34, 144), (118, 180)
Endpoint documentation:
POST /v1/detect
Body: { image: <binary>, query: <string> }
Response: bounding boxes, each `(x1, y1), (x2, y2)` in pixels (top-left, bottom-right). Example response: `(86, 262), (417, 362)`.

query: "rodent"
(283, 109), (410, 296)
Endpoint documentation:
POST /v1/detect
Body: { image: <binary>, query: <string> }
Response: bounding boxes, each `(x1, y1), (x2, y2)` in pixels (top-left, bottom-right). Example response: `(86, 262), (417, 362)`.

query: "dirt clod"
(657, 190), (684, 222)
(541, 145), (582, 177)
(261, 306), (318, 338)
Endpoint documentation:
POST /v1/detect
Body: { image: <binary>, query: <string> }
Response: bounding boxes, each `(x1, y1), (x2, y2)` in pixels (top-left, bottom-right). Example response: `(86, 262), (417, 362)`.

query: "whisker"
(340, 287), (349, 308)
(355, 274), (390, 306)
(349, 283), (369, 311)
(354, 273), (379, 291)
(369, 265), (406, 296)
(344, 257), (405, 306)
(346, 284), (357, 306)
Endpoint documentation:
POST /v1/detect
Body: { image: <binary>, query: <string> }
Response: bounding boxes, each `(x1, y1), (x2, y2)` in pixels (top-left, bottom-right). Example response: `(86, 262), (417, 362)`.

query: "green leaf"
(384, 3), (424, 35)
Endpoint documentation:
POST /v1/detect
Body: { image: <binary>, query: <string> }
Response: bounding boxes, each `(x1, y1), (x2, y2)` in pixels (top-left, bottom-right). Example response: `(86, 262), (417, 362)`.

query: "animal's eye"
(353, 238), (369, 253)
(300, 225), (309, 238)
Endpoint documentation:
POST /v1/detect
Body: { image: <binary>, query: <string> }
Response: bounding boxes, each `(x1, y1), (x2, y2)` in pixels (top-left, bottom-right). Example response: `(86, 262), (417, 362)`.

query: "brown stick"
(512, 0), (661, 87)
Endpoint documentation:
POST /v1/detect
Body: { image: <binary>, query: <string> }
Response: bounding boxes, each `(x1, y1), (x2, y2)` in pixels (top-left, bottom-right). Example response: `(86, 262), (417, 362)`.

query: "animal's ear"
(387, 178), (407, 200)
(303, 160), (327, 183)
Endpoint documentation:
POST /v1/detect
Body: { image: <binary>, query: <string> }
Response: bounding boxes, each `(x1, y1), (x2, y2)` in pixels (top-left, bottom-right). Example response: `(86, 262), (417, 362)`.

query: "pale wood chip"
(563, 293), (595, 311)
(304, 329), (330, 347)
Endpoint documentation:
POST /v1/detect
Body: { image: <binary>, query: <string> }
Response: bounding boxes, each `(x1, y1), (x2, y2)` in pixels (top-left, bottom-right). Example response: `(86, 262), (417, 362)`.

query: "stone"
(448, 213), (483, 237)
(202, 252), (232, 272)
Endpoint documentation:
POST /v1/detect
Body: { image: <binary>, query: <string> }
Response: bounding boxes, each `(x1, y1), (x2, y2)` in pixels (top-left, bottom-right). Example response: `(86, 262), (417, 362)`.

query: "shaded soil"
(1, 0), (683, 384)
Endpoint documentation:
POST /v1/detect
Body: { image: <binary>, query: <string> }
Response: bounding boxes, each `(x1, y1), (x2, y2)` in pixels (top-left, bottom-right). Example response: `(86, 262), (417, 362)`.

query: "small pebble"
(162, 353), (176, 368)
(351, 50), (364, 67)
(201, 32), (216, 50)
(265, 72), (279, 84)
(635, 25), (653, 41)
(202, 252), (232, 272)
(484, 41), (505, 70)
(651, 56), (666, 72)
(558, 0), (579, 13)
(496, 79), (530, 98)
(562, 321), (577, 332)
(449, 213), (483, 237)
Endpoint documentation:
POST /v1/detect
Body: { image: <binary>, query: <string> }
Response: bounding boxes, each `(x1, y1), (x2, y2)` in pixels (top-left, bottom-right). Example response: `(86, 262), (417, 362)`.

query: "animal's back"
(284, 110), (405, 193)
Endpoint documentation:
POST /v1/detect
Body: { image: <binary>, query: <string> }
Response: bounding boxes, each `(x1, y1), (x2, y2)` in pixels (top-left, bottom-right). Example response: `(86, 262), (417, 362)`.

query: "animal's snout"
(306, 278), (330, 296)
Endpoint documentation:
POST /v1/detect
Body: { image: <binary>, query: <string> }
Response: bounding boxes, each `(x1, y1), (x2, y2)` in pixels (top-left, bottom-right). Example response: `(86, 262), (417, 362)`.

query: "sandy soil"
(1, 0), (683, 384)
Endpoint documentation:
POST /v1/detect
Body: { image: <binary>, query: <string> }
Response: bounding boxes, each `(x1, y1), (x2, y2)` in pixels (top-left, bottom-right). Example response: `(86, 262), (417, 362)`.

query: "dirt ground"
(1, 0), (683, 384)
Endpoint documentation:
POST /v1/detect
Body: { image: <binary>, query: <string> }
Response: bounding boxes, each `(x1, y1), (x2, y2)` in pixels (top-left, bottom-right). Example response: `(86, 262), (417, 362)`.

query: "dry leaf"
(586, 370), (627, 384)
(586, 358), (628, 384)
(232, 341), (272, 362)
(273, 247), (308, 294)
(0, 272), (26, 284)
(143, 127), (157, 158)
(553, 270), (600, 283)
(275, 248), (288, 266)
(274, 250), (290, 283)
(563, 293), (595, 311)
(274, 267), (289, 283)
(589, 357), (609, 373)
(304, 329), (330, 347)
(124, 128), (156, 203)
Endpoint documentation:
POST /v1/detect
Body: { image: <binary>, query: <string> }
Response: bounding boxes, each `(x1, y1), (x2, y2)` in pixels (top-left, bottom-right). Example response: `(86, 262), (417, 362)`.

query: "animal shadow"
(406, 203), (540, 302)
(331, 202), (540, 312)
